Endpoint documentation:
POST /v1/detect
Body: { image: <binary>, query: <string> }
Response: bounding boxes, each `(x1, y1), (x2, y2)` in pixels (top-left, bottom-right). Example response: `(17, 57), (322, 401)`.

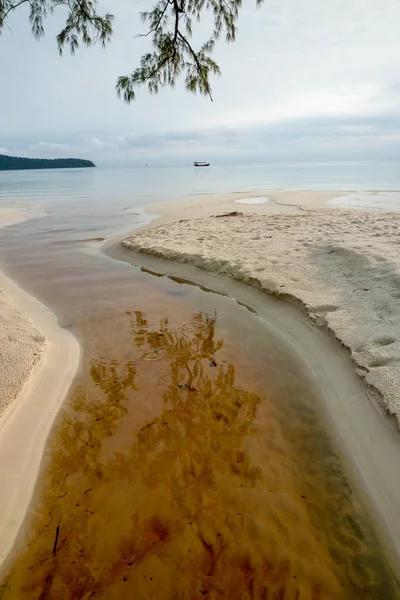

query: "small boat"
(194, 161), (210, 167)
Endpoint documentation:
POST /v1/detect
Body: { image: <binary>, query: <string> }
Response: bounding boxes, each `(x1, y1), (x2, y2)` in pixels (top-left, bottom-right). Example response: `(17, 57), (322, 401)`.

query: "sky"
(1, 0), (400, 165)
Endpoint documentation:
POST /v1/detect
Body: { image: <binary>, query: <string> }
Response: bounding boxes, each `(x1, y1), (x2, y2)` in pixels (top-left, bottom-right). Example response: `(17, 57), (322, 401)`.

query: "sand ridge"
(122, 208), (400, 424)
(0, 206), (46, 421)
(0, 273), (80, 566)
(0, 289), (46, 420)
(0, 208), (26, 228)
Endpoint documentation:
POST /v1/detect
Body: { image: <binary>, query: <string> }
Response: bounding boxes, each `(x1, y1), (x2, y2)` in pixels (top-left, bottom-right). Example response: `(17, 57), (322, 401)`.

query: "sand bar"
(0, 204), (46, 230)
(117, 191), (400, 576)
(0, 289), (46, 421)
(110, 247), (400, 577)
(0, 208), (27, 228)
(0, 272), (79, 566)
(0, 206), (47, 421)
(123, 205), (400, 422)
(147, 189), (343, 221)
(0, 204), (79, 566)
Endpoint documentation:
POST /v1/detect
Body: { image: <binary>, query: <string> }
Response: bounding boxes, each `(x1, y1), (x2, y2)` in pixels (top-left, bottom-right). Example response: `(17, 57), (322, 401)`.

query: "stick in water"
(52, 525), (60, 555)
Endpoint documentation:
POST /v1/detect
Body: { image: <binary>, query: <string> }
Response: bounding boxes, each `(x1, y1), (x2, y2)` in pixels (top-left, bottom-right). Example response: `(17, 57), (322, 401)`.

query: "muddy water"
(0, 211), (399, 599)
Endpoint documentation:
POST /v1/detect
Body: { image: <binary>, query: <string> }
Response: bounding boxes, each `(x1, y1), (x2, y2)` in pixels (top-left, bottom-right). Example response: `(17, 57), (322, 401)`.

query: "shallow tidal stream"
(0, 208), (398, 599)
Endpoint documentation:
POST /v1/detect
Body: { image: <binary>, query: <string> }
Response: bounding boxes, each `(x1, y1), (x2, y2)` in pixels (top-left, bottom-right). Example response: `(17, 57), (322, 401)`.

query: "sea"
(1, 162), (400, 596)
(1, 162), (400, 216)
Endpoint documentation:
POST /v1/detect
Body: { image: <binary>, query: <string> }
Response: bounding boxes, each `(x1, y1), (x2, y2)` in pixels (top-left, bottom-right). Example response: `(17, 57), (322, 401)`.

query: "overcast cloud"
(1, 0), (400, 164)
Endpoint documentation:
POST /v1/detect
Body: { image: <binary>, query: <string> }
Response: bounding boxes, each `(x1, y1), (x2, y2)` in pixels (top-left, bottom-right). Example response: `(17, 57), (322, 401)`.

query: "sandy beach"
(0, 208), (27, 228)
(0, 207), (46, 423)
(119, 190), (400, 576)
(0, 287), (46, 420)
(0, 210), (80, 566)
(122, 191), (400, 424)
(2, 190), (400, 587)
(0, 204), (45, 231)
(0, 273), (79, 566)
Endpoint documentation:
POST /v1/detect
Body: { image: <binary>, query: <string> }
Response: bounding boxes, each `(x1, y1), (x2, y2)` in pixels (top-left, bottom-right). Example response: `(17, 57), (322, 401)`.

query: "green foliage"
(0, 0), (264, 101)
(0, 0), (113, 47)
(0, 154), (95, 170)
(55, 0), (113, 55)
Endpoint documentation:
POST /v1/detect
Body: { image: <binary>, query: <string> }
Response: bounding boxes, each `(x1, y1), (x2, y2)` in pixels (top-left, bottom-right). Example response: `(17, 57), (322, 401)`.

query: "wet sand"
(0, 193), (399, 597)
(0, 273), (79, 566)
(1, 298), (398, 599)
(0, 281), (45, 421)
(0, 208), (80, 564)
(123, 207), (400, 422)
(0, 206), (48, 422)
(117, 191), (400, 584)
(0, 209), (26, 228)
(108, 246), (400, 584)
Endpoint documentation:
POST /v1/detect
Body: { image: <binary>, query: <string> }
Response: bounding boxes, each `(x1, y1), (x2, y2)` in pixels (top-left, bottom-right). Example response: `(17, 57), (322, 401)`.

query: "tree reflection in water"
(1, 311), (398, 599)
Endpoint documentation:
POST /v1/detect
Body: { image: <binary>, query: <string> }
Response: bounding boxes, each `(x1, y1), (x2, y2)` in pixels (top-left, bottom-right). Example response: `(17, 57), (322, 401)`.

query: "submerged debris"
(178, 384), (199, 392)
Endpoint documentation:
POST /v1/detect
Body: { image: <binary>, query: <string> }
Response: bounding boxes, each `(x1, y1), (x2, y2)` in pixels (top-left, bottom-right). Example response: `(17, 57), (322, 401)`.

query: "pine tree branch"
(0, 0), (30, 22)
(1, 0), (264, 100)
(177, 30), (213, 101)
(135, 0), (171, 38)
(148, 52), (174, 80)
(172, 0), (180, 62)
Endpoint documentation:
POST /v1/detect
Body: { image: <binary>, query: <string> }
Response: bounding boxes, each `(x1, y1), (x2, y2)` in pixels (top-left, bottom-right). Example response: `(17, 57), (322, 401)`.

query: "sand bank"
(117, 197), (400, 580)
(119, 194), (400, 571)
(0, 206), (46, 420)
(0, 273), (79, 566)
(115, 191), (400, 574)
(102, 190), (338, 254)
(122, 207), (400, 424)
(146, 189), (340, 223)
(0, 208), (27, 228)
(0, 204), (46, 230)
(0, 289), (46, 420)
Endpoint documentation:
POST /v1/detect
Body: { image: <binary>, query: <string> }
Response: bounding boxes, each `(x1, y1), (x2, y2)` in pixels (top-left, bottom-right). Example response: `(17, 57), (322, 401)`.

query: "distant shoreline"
(0, 154), (95, 171)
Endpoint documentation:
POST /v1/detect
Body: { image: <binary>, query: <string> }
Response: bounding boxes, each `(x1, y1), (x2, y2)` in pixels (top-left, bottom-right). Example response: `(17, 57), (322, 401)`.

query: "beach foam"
(329, 191), (400, 210)
(235, 196), (270, 204)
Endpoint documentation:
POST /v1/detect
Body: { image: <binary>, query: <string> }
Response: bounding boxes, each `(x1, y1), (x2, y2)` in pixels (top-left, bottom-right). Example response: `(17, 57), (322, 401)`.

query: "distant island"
(0, 154), (96, 171)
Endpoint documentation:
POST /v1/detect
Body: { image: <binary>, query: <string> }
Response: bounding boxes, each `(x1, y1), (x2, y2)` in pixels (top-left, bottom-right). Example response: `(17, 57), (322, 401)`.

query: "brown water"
(0, 209), (399, 599)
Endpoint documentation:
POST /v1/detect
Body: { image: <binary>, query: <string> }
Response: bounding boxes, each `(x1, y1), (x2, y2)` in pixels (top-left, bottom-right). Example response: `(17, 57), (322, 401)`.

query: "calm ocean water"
(1, 162), (400, 211)
(1, 162), (400, 598)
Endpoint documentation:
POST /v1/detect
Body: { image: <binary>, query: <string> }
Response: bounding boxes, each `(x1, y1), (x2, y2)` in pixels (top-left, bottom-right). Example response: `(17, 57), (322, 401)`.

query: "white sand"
(116, 192), (400, 575)
(329, 191), (400, 211)
(0, 204), (46, 230)
(0, 208), (26, 228)
(236, 196), (270, 204)
(123, 207), (400, 424)
(0, 290), (46, 419)
(0, 207), (46, 420)
(147, 190), (341, 222)
(0, 206), (79, 566)
(0, 273), (79, 566)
